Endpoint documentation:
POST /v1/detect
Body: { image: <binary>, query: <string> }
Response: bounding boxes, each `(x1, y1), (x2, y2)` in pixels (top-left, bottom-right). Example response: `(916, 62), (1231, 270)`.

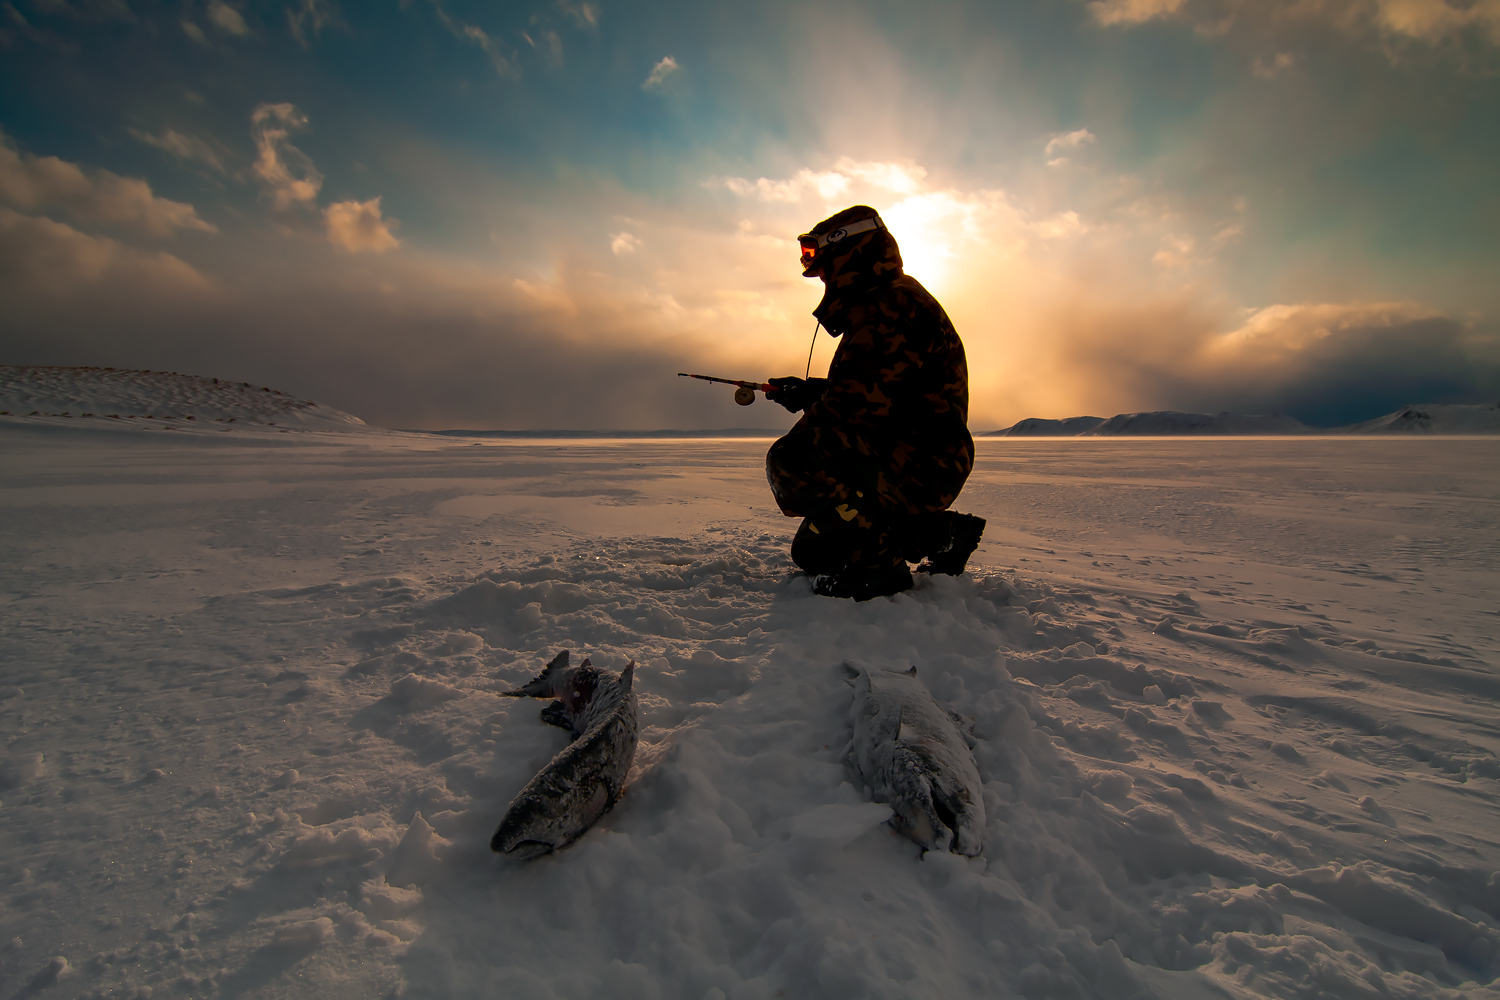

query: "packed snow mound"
(0, 366), (367, 430)
(1346, 402), (1500, 434)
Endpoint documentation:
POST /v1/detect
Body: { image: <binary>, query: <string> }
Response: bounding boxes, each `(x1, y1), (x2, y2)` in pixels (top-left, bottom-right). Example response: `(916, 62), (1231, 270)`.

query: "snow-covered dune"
(0, 365), (368, 430)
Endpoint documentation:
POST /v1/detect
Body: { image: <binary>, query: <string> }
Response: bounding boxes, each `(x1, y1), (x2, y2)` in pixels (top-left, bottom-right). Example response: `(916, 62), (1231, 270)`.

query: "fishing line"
(804, 319), (822, 379)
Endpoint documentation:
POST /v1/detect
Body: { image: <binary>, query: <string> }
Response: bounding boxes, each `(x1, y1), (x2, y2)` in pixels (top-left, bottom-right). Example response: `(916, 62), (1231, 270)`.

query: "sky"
(2, 0), (1498, 430)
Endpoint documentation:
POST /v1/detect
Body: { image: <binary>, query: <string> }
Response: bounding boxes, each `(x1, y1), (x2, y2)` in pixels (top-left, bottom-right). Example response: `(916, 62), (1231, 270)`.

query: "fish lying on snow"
(491, 651), (639, 859)
(843, 663), (985, 856)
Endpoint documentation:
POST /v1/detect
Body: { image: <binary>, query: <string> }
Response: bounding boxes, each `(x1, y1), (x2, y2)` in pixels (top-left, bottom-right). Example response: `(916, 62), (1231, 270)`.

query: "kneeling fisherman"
(765, 205), (986, 600)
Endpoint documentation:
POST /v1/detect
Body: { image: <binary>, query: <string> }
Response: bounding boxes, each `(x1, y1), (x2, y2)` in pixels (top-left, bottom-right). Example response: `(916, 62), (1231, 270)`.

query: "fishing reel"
(679, 372), (772, 407)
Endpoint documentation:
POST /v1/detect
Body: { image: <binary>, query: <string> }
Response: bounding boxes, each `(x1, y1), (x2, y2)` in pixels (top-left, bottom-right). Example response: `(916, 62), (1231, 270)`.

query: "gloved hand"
(767, 376), (829, 414)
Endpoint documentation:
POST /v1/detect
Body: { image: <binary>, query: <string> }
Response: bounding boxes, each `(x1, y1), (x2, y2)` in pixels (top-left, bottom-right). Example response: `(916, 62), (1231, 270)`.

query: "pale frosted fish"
(843, 663), (985, 856)
(492, 651), (639, 858)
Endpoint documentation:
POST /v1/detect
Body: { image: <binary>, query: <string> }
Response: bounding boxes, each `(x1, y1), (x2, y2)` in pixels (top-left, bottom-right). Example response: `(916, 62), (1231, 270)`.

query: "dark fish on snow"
(492, 650), (639, 859)
(843, 663), (985, 856)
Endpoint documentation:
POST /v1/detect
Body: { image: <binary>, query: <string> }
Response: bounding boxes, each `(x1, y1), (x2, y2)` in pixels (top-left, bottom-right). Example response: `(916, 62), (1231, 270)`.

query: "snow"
(991, 404), (1500, 436)
(0, 367), (367, 430)
(1346, 403), (1500, 435)
(2, 380), (1499, 999)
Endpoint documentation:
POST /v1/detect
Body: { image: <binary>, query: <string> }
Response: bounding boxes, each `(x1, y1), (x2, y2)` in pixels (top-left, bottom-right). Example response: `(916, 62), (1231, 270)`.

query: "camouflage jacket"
(799, 225), (973, 462)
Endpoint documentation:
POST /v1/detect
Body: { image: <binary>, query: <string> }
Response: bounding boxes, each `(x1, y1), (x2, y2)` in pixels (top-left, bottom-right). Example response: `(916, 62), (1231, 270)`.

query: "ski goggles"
(798, 216), (885, 267)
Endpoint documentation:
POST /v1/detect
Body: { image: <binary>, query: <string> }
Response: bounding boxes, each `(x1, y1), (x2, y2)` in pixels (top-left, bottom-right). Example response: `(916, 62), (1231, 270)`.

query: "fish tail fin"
(505, 650), (571, 697)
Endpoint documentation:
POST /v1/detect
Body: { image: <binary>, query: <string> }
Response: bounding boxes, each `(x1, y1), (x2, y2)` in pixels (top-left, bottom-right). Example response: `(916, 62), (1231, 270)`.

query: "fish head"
(491, 800), (562, 857)
(558, 661), (600, 718)
(495, 837), (555, 860)
(505, 650), (572, 698)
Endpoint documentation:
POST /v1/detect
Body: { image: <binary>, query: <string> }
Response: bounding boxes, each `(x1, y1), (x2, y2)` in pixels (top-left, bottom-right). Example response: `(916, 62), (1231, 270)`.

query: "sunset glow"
(2, 0), (1497, 429)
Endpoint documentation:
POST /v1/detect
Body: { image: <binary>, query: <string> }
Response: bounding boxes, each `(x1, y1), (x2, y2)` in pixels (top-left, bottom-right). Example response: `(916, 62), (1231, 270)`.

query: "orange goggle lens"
(799, 238), (819, 264)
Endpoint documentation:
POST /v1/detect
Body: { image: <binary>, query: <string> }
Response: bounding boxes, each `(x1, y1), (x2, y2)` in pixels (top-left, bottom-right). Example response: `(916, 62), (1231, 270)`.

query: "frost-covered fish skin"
(843, 664), (985, 856)
(492, 651), (639, 859)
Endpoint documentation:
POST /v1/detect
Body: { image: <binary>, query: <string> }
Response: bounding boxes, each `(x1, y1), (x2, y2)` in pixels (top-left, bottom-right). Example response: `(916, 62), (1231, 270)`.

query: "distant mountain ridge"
(986, 403), (1500, 436)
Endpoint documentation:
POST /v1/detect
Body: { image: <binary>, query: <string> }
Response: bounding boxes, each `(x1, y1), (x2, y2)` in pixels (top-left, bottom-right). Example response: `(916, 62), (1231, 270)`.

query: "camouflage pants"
(765, 422), (974, 571)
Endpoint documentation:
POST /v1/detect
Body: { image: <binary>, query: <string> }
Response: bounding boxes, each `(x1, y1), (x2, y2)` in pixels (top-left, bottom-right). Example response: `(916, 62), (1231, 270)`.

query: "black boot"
(812, 563), (914, 601)
(917, 512), (986, 576)
(790, 515), (853, 576)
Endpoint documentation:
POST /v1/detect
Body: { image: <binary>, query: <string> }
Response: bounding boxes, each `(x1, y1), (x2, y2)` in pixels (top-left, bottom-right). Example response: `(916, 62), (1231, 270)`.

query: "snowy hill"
(1345, 402), (1500, 434)
(0, 366), (367, 430)
(1090, 411), (1312, 435)
(989, 403), (1500, 436)
(999, 415), (1107, 436)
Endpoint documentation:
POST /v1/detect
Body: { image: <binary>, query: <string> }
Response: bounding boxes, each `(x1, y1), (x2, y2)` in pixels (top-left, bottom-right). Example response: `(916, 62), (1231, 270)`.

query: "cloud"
(207, 0), (249, 36)
(0, 236), (785, 431)
(287, 0), (342, 47)
(717, 158), (928, 203)
(1045, 128), (1096, 157)
(0, 133), (216, 236)
(1025, 296), (1499, 426)
(1087, 0), (1188, 26)
(1252, 51), (1296, 78)
(717, 156), (1083, 289)
(250, 103), (323, 211)
(130, 128), (226, 173)
(181, 20), (208, 44)
(720, 169), (852, 203)
(0, 206), (211, 301)
(430, 2), (516, 77)
(1089, 0), (1500, 48)
(643, 56), (680, 90)
(1045, 128), (1096, 166)
(557, 0), (598, 28)
(324, 197), (400, 253)
(523, 27), (564, 63)
(1152, 232), (1197, 269)
(610, 232), (642, 254)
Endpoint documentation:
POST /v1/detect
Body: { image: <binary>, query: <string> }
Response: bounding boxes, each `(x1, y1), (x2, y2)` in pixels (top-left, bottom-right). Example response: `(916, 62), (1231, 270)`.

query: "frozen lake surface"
(2, 423), (1498, 999)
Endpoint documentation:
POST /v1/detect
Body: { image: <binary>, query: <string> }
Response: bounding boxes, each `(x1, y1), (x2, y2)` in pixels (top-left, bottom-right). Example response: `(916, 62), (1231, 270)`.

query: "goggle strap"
(800, 216), (885, 251)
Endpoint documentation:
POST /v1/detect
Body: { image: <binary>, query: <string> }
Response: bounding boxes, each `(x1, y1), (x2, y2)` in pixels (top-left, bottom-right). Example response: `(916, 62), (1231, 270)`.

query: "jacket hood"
(808, 206), (904, 334)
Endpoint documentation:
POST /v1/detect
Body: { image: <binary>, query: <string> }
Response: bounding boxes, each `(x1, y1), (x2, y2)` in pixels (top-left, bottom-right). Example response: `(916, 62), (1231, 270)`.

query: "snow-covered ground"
(2, 414), (1498, 999)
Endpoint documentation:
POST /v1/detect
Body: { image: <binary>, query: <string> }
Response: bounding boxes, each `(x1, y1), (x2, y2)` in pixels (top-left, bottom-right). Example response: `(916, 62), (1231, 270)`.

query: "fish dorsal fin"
(504, 649), (570, 698)
(896, 705), (913, 745)
(904, 666), (918, 677)
(620, 661), (635, 690)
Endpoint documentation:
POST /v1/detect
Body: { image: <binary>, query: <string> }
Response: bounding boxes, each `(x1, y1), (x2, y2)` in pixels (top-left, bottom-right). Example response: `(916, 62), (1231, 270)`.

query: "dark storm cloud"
(1047, 299), (1500, 426)
(0, 206), (785, 430)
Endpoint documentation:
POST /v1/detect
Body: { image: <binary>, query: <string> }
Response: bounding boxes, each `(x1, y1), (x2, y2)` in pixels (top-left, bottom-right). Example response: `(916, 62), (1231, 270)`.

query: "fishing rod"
(677, 372), (775, 406)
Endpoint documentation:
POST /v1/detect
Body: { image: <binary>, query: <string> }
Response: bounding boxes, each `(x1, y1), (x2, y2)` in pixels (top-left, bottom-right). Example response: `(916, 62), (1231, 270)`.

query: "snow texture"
(1, 375), (1499, 999)
(993, 404), (1500, 436)
(0, 366), (367, 430)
